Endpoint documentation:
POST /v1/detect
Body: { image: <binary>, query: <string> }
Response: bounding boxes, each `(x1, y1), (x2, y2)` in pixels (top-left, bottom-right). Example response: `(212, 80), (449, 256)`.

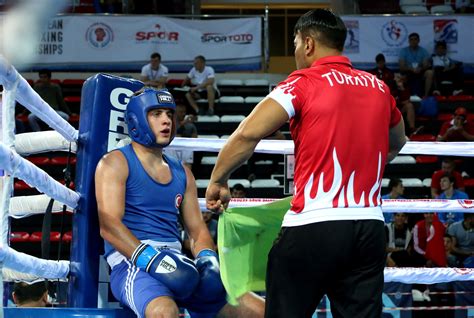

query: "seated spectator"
(139, 52), (168, 89)
(437, 107), (474, 142)
(431, 41), (463, 96)
(444, 234), (461, 267)
(369, 53), (397, 96)
(182, 55), (220, 116)
(382, 178), (405, 223)
(12, 281), (48, 307)
(370, 54), (416, 134)
(430, 158), (465, 198)
(28, 69), (72, 131)
(447, 214), (474, 267)
(399, 32), (433, 97)
(385, 213), (412, 267)
(231, 183), (247, 198)
(413, 213), (447, 267)
(437, 173), (468, 225)
(162, 103), (197, 168)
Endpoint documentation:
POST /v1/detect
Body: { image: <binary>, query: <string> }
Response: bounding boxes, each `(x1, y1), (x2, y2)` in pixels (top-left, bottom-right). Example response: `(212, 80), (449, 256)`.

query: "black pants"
(265, 220), (386, 318)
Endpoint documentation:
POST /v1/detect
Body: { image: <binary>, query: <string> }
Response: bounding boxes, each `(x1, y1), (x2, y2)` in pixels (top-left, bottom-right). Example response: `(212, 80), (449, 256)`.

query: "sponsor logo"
(201, 32), (253, 44)
(136, 24), (179, 43)
(156, 255), (177, 273)
(175, 194), (183, 208)
(459, 199), (474, 209)
(454, 268), (472, 275)
(434, 19), (458, 44)
(86, 22), (114, 48)
(344, 20), (359, 53)
(381, 20), (407, 47)
(157, 93), (173, 104)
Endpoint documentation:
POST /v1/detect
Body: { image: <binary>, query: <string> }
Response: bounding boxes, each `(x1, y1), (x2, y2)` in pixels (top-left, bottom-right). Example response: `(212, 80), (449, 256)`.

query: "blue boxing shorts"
(110, 258), (227, 318)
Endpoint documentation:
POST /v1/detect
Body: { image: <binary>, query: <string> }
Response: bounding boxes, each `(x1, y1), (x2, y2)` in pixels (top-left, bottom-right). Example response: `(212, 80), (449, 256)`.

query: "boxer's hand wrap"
(131, 243), (200, 299)
(192, 249), (226, 301)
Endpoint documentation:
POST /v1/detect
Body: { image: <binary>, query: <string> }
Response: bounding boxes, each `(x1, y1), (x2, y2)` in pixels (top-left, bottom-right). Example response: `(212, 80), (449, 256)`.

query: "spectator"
(437, 173), (468, 225)
(369, 55), (417, 134)
(163, 103), (197, 168)
(399, 32), (433, 97)
(430, 158), (465, 198)
(12, 281), (48, 307)
(413, 213), (447, 267)
(437, 107), (474, 142)
(231, 183), (247, 198)
(444, 234), (461, 267)
(140, 52), (168, 89)
(385, 213), (412, 267)
(29, 69), (72, 131)
(370, 53), (397, 96)
(431, 41), (464, 96)
(382, 178), (405, 223)
(446, 214), (474, 267)
(182, 55), (219, 116)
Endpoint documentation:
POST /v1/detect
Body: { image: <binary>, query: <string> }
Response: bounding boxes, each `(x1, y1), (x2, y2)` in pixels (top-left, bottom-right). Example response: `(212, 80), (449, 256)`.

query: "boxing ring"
(0, 60), (473, 317)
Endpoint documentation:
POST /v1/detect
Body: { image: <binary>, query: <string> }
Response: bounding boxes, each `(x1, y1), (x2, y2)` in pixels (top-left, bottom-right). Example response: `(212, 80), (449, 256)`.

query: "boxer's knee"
(145, 296), (179, 318)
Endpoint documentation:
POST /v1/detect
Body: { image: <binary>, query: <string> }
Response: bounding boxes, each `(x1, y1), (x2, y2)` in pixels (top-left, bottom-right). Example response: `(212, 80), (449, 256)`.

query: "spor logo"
(86, 22), (114, 49)
(381, 20), (407, 47)
(157, 93), (173, 104)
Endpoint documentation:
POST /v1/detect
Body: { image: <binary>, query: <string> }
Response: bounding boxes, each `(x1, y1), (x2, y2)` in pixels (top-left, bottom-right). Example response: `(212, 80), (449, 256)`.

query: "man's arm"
(95, 151), (140, 258)
(180, 164), (216, 257)
(387, 119), (407, 163)
(55, 85), (72, 115)
(206, 97), (289, 212)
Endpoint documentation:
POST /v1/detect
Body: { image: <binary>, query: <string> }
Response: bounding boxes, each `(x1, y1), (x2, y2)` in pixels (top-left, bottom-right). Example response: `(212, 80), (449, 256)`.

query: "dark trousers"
(265, 220), (386, 318)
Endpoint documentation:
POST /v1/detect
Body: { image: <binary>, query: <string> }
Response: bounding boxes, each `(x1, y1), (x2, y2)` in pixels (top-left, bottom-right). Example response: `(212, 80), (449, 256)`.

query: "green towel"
(218, 197), (292, 304)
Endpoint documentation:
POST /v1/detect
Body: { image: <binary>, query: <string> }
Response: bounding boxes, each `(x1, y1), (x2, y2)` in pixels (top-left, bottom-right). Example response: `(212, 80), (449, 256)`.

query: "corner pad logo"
(381, 20), (407, 47)
(201, 33), (253, 45)
(86, 22), (114, 48)
(175, 194), (183, 208)
(434, 19), (458, 44)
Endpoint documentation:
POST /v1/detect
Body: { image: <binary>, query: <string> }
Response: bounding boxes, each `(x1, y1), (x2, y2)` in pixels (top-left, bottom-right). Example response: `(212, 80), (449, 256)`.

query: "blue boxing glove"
(131, 243), (199, 299)
(193, 249), (226, 302)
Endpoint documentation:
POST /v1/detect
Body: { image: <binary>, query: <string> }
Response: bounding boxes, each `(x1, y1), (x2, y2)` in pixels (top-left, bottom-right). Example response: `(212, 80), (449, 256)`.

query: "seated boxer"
(95, 88), (264, 318)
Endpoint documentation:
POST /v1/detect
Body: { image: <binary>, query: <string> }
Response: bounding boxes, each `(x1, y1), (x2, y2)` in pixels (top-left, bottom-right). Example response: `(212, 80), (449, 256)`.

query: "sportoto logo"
(86, 22), (114, 48)
(434, 19), (458, 44)
(459, 199), (474, 209)
(381, 20), (407, 47)
(201, 33), (253, 44)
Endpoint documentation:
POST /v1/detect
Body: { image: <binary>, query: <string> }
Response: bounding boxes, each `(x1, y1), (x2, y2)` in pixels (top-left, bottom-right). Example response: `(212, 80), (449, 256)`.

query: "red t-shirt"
(268, 56), (401, 227)
(430, 169), (464, 193)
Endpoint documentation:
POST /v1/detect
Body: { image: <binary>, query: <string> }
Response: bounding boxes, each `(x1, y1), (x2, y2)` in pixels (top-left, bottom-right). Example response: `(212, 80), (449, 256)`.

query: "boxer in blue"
(95, 88), (264, 318)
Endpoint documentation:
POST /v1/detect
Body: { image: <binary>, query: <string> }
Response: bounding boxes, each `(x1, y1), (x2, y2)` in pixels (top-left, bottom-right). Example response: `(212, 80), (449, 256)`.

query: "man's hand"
(205, 182), (231, 214)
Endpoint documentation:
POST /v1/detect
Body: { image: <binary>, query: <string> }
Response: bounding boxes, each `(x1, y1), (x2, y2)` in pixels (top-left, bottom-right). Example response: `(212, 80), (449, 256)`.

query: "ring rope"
(0, 142), (79, 208)
(168, 137), (474, 156)
(0, 57), (78, 142)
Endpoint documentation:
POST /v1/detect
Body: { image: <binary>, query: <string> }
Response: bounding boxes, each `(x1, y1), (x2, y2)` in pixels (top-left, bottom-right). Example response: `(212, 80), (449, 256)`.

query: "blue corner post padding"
(69, 74), (143, 308)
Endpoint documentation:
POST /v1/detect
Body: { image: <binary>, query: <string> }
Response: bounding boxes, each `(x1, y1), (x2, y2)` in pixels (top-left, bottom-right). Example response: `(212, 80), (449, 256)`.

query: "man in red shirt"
(206, 9), (406, 318)
(437, 107), (474, 142)
(430, 158), (465, 198)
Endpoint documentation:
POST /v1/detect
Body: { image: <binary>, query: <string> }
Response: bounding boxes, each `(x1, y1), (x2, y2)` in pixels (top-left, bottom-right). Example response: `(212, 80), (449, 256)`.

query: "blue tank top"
(104, 144), (186, 256)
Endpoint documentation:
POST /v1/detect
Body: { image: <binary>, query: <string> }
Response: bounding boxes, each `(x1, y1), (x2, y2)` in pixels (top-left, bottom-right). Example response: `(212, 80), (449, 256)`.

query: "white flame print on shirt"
(301, 148), (383, 211)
